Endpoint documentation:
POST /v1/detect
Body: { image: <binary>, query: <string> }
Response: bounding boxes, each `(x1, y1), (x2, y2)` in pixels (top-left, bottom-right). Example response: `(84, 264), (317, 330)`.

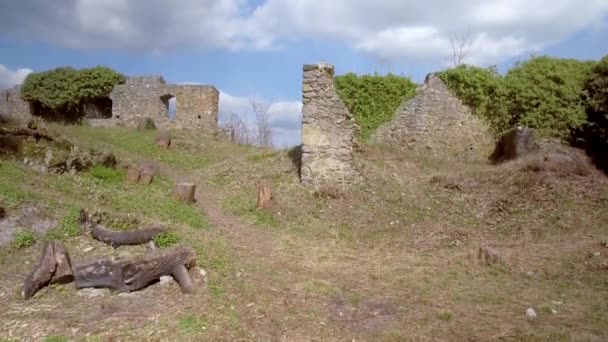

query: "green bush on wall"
(20, 66), (125, 121)
(335, 73), (418, 141)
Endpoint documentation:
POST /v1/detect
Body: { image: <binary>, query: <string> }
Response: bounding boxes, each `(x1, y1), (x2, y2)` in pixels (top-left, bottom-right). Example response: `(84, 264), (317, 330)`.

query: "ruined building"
(0, 76), (219, 134)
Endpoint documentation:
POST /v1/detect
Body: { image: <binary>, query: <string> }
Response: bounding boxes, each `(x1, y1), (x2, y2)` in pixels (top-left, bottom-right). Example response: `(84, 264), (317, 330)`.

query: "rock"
(160, 275), (174, 286)
(478, 245), (503, 267)
(82, 246), (95, 253)
(77, 288), (107, 298)
(191, 266), (208, 284)
(593, 252), (601, 257)
(489, 126), (538, 164)
(154, 131), (171, 149)
(526, 308), (537, 318)
(126, 168), (140, 183)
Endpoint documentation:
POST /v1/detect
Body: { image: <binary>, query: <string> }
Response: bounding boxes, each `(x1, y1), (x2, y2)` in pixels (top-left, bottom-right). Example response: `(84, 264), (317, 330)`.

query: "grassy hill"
(0, 124), (607, 341)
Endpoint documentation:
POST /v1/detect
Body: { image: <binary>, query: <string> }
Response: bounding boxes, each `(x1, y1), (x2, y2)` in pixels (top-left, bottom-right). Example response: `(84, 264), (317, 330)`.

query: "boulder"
(489, 126), (538, 164)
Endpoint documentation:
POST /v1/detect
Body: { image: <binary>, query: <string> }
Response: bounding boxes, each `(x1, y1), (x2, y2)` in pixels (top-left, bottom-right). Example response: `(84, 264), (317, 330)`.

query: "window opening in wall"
(160, 94), (176, 122)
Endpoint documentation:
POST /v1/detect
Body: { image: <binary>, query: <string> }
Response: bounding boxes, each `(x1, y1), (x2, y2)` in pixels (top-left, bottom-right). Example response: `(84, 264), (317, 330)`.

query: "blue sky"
(1, 1), (607, 147)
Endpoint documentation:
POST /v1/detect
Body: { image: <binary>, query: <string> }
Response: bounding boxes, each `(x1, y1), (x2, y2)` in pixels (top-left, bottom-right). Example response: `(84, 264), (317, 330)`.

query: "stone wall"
(371, 73), (493, 158)
(109, 76), (219, 133)
(0, 86), (32, 123)
(300, 63), (360, 186)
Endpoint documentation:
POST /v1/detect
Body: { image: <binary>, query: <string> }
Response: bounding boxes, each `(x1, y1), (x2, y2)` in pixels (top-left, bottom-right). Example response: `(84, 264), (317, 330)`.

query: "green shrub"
(88, 165), (124, 184)
(504, 56), (596, 138)
(12, 230), (36, 249)
(335, 73), (417, 141)
(438, 65), (511, 135)
(21, 66), (124, 121)
(583, 55), (608, 125)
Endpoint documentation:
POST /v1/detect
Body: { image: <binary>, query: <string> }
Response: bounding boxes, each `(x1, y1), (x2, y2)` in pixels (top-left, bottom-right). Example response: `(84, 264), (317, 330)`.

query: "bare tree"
(250, 97), (274, 148)
(450, 28), (473, 67)
(221, 111), (251, 145)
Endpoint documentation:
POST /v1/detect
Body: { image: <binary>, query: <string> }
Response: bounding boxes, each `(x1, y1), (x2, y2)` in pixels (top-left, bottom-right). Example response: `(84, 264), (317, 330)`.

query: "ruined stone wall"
(300, 63), (360, 186)
(166, 85), (219, 132)
(109, 76), (219, 133)
(0, 86), (32, 123)
(371, 73), (493, 158)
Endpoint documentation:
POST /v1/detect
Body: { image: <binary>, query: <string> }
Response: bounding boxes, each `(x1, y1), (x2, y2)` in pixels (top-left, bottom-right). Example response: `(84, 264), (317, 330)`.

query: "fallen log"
(73, 245), (196, 293)
(147, 242), (195, 294)
(23, 240), (73, 299)
(91, 224), (167, 248)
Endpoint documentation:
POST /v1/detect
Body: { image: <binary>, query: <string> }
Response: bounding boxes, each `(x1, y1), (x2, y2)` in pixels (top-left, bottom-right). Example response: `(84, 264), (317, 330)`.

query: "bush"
(438, 65), (511, 135)
(13, 230), (36, 249)
(335, 73), (417, 141)
(21, 66), (125, 121)
(504, 56), (596, 139)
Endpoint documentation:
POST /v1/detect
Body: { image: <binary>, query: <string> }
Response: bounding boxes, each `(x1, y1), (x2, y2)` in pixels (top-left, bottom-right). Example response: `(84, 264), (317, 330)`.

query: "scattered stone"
(526, 308), (537, 318)
(160, 275), (174, 286)
(172, 182), (196, 203)
(489, 126), (538, 164)
(118, 292), (137, 298)
(593, 252), (601, 257)
(154, 130), (171, 149)
(77, 288), (107, 298)
(82, 246), (95, 253)
(191, 266), (208, 284)
(478, 245), (503, 267)
(256, 184), (274, 210)
(551, 309), (558, 314)
(126, 168), (141, 183)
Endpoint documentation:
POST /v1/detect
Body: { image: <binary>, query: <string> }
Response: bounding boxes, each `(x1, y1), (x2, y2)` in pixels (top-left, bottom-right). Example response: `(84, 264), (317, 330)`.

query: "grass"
(154, 231), (179, 248)
(178, 314), (207, 335)
(12, 230), (36, 249)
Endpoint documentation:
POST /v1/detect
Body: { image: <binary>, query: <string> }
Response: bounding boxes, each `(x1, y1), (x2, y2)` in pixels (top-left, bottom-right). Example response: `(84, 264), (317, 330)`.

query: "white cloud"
(0, 1), (606, 66)
(218, 91), (302, 147)
(0, 64), (32, 89)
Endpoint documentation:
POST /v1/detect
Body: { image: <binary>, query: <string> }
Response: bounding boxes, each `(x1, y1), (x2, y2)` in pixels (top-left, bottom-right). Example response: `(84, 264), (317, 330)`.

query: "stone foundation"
(300, 63), (360, 187)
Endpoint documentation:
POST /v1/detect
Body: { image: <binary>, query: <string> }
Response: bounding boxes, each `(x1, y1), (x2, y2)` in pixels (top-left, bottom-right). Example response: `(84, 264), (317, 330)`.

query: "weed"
(154, 231), (179, 248)
(43, 336), (70, 342)
(87, 165), (124, 184)
(12, 230), (36, 249)
(437, 310), (453, 321)
(178, 314), (207, 335)
(59, 206), (82, 237)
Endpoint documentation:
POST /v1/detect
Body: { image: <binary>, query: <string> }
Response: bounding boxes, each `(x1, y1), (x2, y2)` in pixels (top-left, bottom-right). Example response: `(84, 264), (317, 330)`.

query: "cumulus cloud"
(0, 64), (32, 90)
(0, 1), (606, 66)
(218, 91), (302, 147)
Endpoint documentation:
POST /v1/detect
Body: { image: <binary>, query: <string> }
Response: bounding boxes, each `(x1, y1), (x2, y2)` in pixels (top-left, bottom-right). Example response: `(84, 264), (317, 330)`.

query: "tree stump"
(138, 162), (159, 185)
(23, 240), (73, 299)
(0, 205), (5, 219)
(126, 168), (140, 183)
(478, 245), (503, 267)
(172, 183), (196, 203)
(155, 131), (171, 149)
(256, 184), (274, 210)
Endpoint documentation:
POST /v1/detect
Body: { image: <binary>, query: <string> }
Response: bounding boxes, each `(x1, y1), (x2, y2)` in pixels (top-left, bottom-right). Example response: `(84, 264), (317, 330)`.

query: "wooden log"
(50, 241), (73, 284)
(73, 245), (196, 292)
(23, 242), (56, 299)
(147, 242), (195, 294)
(91, 224), (167, 248)
(172, 182), (196, 203)
(126, 168), (140, 183)
(256, 184), (274, 210)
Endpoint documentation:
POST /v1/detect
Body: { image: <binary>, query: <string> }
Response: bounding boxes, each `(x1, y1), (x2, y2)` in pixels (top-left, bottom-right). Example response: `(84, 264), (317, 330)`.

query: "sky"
(1, 1), (607, 147)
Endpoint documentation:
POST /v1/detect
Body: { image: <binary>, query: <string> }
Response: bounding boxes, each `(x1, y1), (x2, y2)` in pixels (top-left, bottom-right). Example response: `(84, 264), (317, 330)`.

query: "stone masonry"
(300, 63), (360, 186)
(0, 86), (32, 123)
(371, 73), (493, 159)
(109, 76), (219, 132)
(0, 75), (219, 134)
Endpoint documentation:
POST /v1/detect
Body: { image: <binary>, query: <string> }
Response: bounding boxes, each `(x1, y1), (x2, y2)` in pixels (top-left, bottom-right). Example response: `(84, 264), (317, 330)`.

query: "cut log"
(139, 172), (154, 185)
(126, 168), (140, 183)
(23, 242), (56, 299)
(51, 241), (74, 284)
(147, 241), (195, 294)
(91, 224), (167, 248)
(73, 245), (196, 292)
(172, 182), (196, 203)
(256, 184), (274, 210)
(138, 162), (159, 185)
(23, 240), (73, 299)
(478, 245), (503, 267)
(154, 131), (171, 149)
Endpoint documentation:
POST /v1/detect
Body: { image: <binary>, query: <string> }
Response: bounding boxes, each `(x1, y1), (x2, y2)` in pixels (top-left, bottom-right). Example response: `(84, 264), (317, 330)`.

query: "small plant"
(59, 207), (82, 238)
(88, 165), (124, 184)
(12, 230), (36, 249)
(178, 314), (206, 334)
(437, 310), (453, 321)
(154, 231), (179, 248)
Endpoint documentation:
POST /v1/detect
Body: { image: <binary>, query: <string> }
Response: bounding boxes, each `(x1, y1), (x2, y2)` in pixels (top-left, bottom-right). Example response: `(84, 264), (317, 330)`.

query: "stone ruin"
(300, 63), (361, 187)
(0, 76), (219, 134)
(371, 73), (493, 158)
